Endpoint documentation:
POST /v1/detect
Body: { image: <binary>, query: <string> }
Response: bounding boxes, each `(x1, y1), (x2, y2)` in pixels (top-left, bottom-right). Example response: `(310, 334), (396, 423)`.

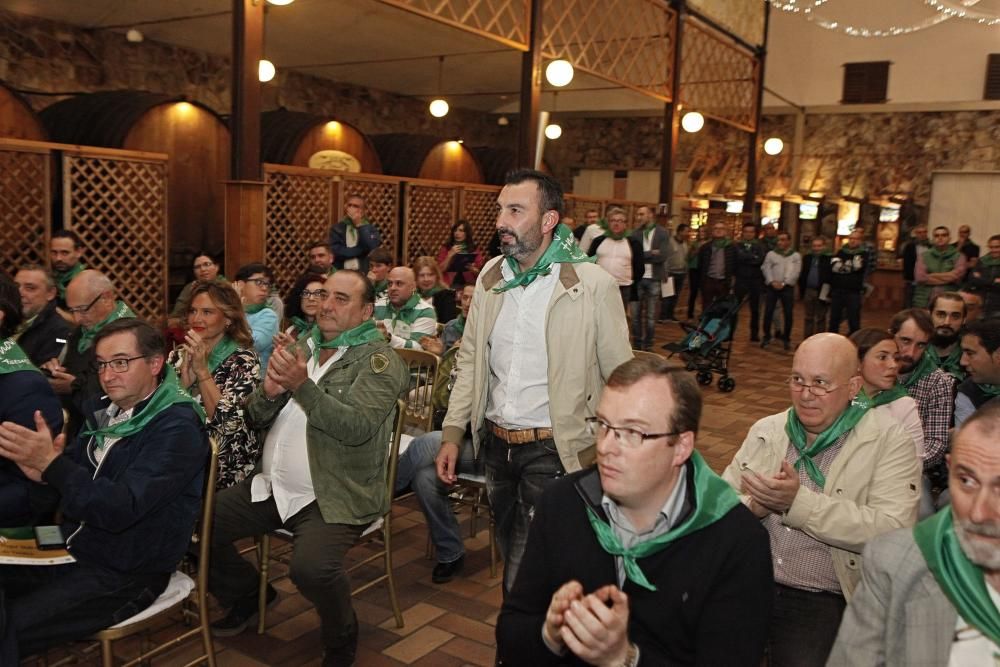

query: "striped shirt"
(374, 293), (437, 349)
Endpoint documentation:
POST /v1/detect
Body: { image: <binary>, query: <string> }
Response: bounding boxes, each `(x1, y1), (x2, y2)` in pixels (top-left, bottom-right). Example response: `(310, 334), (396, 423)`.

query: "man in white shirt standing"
(761, 232), (802, 351)
(436, 169), (633, 593)
(588, 207), (644, 311)
(207, 270), (407, 667)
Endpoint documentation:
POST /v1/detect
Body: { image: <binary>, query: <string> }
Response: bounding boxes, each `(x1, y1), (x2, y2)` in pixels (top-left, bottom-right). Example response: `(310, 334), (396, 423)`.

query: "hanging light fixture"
(258, 59), (276, 82)
(429, 56), (449, 118)
(545, 59), (574, 87)
(763, 137), (784, 155)
(681, 111), (704, 133)
(544, 91), (562, 140)
(266, 0), (295, 4)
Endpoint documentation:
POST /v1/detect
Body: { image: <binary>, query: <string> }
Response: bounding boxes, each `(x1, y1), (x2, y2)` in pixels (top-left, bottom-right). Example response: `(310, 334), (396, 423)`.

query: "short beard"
(498, 227), (541, 261)
(954, 511), (1000, 571)
(897, 356), (916, 374)
(932, 328), (958, 347)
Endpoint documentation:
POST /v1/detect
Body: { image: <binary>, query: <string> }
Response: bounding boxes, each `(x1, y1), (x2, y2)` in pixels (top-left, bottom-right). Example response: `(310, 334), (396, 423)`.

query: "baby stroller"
(663, 294), (743, 392)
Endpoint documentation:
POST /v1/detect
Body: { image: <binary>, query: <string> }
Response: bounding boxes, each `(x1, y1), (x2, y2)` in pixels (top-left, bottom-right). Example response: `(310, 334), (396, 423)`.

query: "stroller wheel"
(718, 376), (736, 392)
(696, 371), (713, 386)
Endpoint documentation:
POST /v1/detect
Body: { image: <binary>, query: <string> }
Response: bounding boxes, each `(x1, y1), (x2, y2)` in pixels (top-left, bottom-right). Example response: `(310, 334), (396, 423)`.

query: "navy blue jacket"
(16, 300), (73, 368)
(328, 218), (381, 273)
(42, 396), (207, 575)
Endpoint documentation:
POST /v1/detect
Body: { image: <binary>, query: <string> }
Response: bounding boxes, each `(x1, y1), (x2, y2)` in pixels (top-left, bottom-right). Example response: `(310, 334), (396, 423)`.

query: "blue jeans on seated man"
(630, 278), (660, 349)
(394, 431), (479, 565)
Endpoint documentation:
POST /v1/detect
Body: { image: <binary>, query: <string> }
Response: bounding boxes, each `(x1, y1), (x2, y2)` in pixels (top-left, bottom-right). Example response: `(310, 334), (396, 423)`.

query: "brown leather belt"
(488, 421), (553, 445)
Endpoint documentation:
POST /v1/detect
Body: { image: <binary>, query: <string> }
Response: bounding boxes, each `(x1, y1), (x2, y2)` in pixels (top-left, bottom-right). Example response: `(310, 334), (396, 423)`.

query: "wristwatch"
(620, 642), (639, 667)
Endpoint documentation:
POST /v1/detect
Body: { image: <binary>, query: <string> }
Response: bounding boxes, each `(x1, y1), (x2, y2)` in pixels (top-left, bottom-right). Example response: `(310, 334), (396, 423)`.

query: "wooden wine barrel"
(371, 133), (484, 183)
(0, 81), (46, 140)
(39, 90), (230, 274)
(261, 109), (381, 173)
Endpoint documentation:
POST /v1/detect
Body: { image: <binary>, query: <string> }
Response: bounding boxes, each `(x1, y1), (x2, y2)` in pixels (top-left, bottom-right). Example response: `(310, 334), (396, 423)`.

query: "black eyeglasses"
(94, 356), (147, 374)
(66, 293), (103, 315)
(585, 417), (679, 448)
(246, 278), (272, 289)
(301, 289), (329, 301)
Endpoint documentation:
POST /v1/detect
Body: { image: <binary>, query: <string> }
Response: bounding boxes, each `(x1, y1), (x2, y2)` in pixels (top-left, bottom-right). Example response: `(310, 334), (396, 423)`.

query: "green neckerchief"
(900, 352), (939, 389)
(811, 249), (833, 256)
(606, 228), (628, 241)
(585, 451), (739, 592)
(494, 224), (594, 293)
(854, 385), (907, 409)
(784, 402), (869, 488)
(775, 247), (796, 257)
(642, 223), (656, 241)
(54, 262), (85, 299)
(77, 301), (136, 353)
(452, 314), (466, 337)
(979, 254), (1000, 267)
(339, 216), (370, 230)
(82, 366), (205, 449)
(419, 286), (443, 298)
(0, 338), (40, 375)
(597, 218), (609, 232)
(978, 383), (1000, 397)
(840, 245), (866, 256)
(290, 316), (313, 338)
(309, 319), (383, 361)
(244, 301), (271, 315)
(206, 336), (239, 373)
(712, 238), (732, 249)
(929, 345), (964, 380)
(923, 245), (961, 274)
(764, 237), (778, 250)
(914, 508), (1000, 648)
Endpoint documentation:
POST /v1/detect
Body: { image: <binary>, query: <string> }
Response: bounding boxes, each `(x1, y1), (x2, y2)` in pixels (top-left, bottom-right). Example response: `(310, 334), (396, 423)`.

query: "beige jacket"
(721, 408), (920, 599)
(442, 256), (633, 473)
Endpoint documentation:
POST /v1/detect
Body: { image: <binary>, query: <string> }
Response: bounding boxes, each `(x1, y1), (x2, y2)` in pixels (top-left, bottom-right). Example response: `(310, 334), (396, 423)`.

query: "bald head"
(797, 333), (860, 381)
(65, 269), (116, 327)
(789, 334), (863, 434)
(387, 266), (416, 308)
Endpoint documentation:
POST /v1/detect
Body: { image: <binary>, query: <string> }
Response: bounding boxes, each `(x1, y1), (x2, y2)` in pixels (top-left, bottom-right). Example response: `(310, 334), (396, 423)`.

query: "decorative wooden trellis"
(338, 173), (402, 261)
(403, 182), (461, 263)
(63, 146), (168, 322)
(378, 0), (530, 50)
(680, 19), (759, 132)
(0, 139), (50, 271)
(458, 185), (501, 254)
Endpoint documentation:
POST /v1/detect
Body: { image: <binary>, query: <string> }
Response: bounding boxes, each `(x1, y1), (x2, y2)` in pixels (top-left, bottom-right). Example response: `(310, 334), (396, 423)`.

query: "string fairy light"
(766, 0), (998, 37)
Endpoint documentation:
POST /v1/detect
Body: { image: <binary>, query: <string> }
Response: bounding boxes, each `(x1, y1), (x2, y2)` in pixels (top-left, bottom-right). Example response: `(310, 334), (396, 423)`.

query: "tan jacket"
(442, 256), (633, 473)
(721, 408), (920, 599)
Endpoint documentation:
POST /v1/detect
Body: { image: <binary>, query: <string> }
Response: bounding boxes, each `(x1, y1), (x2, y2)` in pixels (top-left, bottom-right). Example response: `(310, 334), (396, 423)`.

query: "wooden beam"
(517, 0), (543, 169)
(660, 0), (685, 212)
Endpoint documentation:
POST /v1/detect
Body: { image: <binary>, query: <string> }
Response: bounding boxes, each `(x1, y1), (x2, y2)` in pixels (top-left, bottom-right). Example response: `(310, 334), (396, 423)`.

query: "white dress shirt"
(485, 260), (558, 429)
(948, 582), (1000, 666)
(596, 238), (633, 286)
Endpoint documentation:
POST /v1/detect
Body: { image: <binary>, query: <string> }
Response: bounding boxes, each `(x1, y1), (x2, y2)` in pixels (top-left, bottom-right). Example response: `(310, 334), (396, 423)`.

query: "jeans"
(485, 433), (565, 592)
(828, 288), (862, 335)
(768, 584), (846, 667)
(208, 481), (363, 649)
(0, 562), (167, 662)
(763, 286), (794, 341)
(735, 279), (763, 339)
(630, 278), (660, 348)
(394, 431), (480, 564)
(802, 287), (828, 340)
(659, 272), (685, 321)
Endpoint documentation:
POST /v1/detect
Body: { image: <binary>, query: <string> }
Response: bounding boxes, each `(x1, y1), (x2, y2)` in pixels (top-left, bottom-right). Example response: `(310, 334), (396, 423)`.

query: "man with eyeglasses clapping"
(721, 333), (920, 667)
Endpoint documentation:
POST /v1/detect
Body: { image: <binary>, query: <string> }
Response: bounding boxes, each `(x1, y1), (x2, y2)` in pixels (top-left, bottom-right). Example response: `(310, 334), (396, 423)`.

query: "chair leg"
(383, 522), (404, 629)
(488, 518), (498, 579)
(201, 605), (218, 667)
(257, 534), (270, 635)
(100, 637), (114, 667)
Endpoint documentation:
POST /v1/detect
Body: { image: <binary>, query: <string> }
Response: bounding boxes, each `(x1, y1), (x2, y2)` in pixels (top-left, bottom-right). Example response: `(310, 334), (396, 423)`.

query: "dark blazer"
(328, 218), (382, 273)
(734, 240), (767, 282)
(697, 241), (737, 284)
(44, 397), (207, 575)
(497, 467), (774, 666)
(629, 226), (671, 281)
(798, 252), (833, 298)
(16, 300), (73, 368)
(589, 235), (646, 301)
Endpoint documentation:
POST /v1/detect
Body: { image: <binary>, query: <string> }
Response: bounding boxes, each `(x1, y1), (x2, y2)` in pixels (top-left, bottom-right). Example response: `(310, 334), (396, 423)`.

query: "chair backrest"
(196, 437), (220, 602)
(394, 348), (439, 433)
(383, 399), (407, 516)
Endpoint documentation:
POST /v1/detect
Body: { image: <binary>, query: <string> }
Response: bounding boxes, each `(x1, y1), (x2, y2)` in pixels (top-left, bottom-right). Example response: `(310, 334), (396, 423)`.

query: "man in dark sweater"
(13, 265), (72, 368)
(497, 356), (772, 666)
(901, 225), (928, 308)
(828, 229), (869, 334)
(734, 223), (767, 341)
(697, 221), (736, 310)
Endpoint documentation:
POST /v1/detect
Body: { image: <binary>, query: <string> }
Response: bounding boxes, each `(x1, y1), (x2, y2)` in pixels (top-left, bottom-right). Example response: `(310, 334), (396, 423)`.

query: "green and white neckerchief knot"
(308, 319), (383, 361)
(0, 338), (40, 375)
(244, 301), (272, 316)
(900, 351), (939, 389)
(586, 451), (739, 592)
(784, 402), (869, 488)
(840, 245), (866, 256)
(289, 316), (313, 338)
(206, 336), (239, 373)
(54, 262), (85, 299)
(77, 301), (136, 353)
(493, 224), (594, 293)
(775, 246), (796, 257)
(853, 385), (907, 410)
(915, 508), (1000, 648)
(606, 228), (629, 241)
(82, 366), (205, 449)
(929, 345), (964, 380)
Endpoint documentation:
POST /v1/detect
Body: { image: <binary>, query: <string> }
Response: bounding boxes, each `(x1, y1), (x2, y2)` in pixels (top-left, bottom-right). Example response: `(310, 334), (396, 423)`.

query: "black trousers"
(764, 286), (795, 341)
(828, 288), (862, 334)
(768, 584), (846, 667)
(735, 279), (764, 339)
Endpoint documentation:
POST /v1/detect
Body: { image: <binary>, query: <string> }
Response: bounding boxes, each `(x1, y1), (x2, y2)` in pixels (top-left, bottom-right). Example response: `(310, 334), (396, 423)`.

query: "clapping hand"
(0, 411), (66, 482)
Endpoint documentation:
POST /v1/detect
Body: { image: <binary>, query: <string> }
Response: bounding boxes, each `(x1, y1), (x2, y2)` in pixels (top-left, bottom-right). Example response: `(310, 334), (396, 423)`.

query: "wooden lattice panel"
(63, 152), (167, 321)
(0, 146), (49, 270)
(459, 186), (501, 256)
(542, 0), (676, 102)
(680, 19), (758, 132)
(686, 0), (765, 47)
(564, 195), (606, 223)
(403, 183), (460, 264)
(339, 175), (401, 262)
(379, 0), (529, 50)
(264, 167), (335, 295)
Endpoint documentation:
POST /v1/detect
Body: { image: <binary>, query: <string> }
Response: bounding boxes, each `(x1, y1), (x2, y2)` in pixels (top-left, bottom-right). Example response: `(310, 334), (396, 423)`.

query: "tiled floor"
(36, 299), (895, 666)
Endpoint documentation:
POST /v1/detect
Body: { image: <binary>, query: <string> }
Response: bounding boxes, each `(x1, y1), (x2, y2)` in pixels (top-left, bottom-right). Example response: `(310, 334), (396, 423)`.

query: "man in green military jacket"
(208, 270), (407, 667)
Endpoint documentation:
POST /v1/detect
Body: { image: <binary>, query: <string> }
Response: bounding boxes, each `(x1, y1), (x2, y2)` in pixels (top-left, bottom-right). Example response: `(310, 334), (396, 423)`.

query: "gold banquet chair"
(395, 348), (439, 435)
(256, 399), (407, 632)
(89, 437), (219, 667)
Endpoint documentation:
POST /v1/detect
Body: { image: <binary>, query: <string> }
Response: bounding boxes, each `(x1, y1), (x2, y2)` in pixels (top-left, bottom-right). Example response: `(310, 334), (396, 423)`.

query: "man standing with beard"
(927, 292), (967, 381)
(828, 402), (1000, 665)
(436, 169), (633, 594)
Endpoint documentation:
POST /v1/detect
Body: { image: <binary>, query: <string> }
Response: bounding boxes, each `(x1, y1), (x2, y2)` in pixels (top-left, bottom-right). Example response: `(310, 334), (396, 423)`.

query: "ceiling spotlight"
(429, 99), (450, 118)
(544, 124), (563, 140)
(258, 59), (276, 82)
(266, 0), (295, 4)
(681, 111), (704, 133)
(497, 115), (509, 126)
(763, 137), (784, 155)
(545, 59), (574, 87)
(125, 28), (143, 43)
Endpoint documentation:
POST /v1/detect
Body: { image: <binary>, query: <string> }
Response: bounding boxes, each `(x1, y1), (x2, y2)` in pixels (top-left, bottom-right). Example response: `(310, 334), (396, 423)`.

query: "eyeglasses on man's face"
(585, 417), (678, 448)
(301, 289), (329, 301)
(787, 376), (842, 397)
(94, 355), (147, 374)
(245, 278), (271, 290)
(66, 293), (103, 315)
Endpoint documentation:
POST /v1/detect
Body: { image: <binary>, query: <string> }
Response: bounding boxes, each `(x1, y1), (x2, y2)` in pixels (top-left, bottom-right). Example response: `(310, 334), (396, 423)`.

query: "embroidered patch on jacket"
(370, 353), (390, 374)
